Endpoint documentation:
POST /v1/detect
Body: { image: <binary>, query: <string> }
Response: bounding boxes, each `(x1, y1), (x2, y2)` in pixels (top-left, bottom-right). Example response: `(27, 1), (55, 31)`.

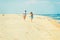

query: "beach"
(0, 14), (60, 40)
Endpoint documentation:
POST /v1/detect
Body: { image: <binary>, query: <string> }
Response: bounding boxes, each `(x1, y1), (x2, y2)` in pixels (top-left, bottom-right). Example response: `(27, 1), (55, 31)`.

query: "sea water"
(39, 14), (60, 23)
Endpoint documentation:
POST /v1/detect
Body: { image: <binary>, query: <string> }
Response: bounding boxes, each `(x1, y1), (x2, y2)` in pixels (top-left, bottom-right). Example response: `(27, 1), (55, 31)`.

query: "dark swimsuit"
(31, 14), (33, 19)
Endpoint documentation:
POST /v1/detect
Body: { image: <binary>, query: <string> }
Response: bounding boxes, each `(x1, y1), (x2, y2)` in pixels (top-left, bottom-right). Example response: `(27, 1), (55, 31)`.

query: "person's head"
(30, 12), (33, 14)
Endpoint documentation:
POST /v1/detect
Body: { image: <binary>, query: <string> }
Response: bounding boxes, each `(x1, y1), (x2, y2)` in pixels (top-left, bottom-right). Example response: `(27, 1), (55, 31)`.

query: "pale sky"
(0, 0), (60, 14)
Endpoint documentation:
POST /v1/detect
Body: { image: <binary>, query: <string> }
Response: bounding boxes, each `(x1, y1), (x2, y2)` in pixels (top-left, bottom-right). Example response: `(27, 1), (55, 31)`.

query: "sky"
(0, 0), (60, 14)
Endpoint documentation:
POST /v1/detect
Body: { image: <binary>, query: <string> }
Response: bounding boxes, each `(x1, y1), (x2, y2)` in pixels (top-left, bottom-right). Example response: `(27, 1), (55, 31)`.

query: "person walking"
(30, 12), (33, 22)
(23, 10), (27, 20)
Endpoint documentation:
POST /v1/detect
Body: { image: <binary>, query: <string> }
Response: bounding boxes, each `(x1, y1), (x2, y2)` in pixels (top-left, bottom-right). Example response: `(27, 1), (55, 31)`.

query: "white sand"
(0, 14), (60, 40)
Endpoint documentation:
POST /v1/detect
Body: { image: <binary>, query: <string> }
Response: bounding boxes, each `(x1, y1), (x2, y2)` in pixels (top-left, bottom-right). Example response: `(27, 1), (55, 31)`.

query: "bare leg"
(24, 16), (26, 20)
(31, 19), (32, 22)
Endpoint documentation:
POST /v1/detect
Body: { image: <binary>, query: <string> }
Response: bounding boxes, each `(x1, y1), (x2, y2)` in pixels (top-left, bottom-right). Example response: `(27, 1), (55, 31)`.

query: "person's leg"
(31, 19), (32, 22)
(24, 16), (26, 20)
(31, 17), (33, 22)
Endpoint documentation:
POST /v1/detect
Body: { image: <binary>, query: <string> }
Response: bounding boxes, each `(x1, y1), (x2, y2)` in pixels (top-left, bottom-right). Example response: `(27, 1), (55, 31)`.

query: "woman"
(30, 12), (33, 22)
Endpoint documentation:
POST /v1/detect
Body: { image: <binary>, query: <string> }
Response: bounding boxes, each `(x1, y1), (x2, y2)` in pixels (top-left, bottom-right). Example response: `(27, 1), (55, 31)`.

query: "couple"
(23, 11), (33, 22)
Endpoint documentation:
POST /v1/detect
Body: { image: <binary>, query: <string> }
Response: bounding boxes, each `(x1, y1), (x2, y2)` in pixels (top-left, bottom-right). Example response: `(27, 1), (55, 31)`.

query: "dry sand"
(0, 14), (60, 40)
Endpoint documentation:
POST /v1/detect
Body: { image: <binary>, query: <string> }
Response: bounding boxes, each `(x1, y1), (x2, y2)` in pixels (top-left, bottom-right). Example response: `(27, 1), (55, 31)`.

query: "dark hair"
(30, 12), (33, 14)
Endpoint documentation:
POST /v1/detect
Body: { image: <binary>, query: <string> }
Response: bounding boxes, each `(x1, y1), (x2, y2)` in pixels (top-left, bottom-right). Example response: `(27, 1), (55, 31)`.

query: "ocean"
(39, 14), (60, 20)
(38, 14), (60, 23)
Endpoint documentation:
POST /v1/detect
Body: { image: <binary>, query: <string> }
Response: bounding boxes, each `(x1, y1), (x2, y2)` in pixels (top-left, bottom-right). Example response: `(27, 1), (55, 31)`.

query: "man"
(23, 10), (27, 20)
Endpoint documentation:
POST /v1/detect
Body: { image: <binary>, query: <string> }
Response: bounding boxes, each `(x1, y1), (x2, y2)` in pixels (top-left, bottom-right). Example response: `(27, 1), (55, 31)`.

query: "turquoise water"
(38, 14), (60, 23)
(39, 14), (60, 20)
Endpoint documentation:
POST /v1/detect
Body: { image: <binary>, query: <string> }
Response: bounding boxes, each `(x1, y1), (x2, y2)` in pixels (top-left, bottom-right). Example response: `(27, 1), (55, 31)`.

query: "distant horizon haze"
(0, 0), (60, 14)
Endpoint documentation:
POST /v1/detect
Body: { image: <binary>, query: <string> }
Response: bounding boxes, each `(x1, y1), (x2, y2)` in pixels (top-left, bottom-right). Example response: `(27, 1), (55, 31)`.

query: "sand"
(0, 14), (60, 40)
